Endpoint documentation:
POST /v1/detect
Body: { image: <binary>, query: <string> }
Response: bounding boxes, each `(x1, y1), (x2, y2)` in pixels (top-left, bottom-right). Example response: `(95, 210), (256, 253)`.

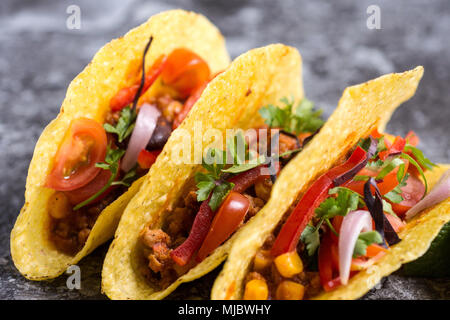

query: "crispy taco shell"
(11, 9), (230, 280)
(101, 44), (304, 299)
(211, 67), (431, 300)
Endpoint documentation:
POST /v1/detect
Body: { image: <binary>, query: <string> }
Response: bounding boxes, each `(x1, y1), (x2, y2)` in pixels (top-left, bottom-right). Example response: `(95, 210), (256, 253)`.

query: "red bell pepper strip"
(137, 149), (161, 169)
(270, 146), (368, 256)
(110, 55), (167, 111)
(318, 232), (337, 291)
(172, 79), (209, 129)
(171, 196), (214, 266)
(229, 162), (280, 193)
(378, 136), (406, 160)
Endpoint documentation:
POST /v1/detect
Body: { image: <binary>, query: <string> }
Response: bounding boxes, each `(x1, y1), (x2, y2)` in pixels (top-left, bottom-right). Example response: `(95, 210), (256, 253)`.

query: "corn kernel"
(276, 281), (305, 300)
(274, 251), (303, 278)
(243, 279), (269, 300)
(253, 250), (272, 271)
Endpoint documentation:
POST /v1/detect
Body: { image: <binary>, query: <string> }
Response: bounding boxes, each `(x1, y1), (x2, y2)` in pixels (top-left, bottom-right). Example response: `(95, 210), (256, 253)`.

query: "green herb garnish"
(301, 224), (321, 256)
(195, 132), (265, 211)
(259, 97), (324, 135)
(104, 106), (137, 143)
(353, 231), (383, 258)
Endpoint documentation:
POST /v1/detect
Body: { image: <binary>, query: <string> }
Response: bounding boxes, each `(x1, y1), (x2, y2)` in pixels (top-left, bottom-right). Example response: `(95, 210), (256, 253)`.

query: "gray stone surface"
(0, 0), (449, 300)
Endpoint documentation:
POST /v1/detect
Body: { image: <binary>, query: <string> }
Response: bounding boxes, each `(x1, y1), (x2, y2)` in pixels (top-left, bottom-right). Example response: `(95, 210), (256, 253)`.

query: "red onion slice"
(405, 169), (450, 220)
(121, 103), (160, 172)
(339, 210), (373, 285)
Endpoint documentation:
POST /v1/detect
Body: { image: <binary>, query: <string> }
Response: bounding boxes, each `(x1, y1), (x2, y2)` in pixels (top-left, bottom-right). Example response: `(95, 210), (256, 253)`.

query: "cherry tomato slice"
(46, 118), (107, 191)
(64, 168), (113, 205)
(390, 174), (425, 216)
(196, 192), (250, 262)
(161, 48), (210, 98)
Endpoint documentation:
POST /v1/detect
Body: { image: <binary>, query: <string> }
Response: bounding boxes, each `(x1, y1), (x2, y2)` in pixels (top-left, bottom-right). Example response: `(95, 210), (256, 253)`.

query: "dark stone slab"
(1, 0), (449, 300)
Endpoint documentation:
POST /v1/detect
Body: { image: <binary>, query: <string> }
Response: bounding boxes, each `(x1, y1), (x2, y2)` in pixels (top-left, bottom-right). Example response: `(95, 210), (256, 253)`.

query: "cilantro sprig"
(259, 97), (324, 135)
(353, 231), (383, 258)
(104, 107), (137, 143)
(195, 132), (266, 211)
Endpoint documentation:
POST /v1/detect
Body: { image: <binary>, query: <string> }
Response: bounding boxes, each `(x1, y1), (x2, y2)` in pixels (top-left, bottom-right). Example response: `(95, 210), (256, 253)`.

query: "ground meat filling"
(48, 94), (183, 255)
(139, 132), (299, 289)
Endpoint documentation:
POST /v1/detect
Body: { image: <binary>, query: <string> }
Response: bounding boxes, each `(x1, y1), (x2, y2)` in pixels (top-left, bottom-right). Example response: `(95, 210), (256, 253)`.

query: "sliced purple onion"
(339, 210), (373, 285)
(121, 103), (160, 172)
(405, 169), (450, 220)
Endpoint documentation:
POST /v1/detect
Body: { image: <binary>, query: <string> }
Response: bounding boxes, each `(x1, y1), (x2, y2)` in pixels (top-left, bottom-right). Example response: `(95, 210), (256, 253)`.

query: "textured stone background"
(0, 0), (449, 300)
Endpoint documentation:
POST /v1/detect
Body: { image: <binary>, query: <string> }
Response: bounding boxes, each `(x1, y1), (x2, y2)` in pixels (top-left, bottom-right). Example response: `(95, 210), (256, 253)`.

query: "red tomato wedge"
(161, 48), (210, 98)
(46, 118), (107, 191)
(345, 159), (409, 195)
(405, 130), (419, 147)
(64, 168), (113, 205)
(196, 192), (250, 262)
(390, 174), (425, 216)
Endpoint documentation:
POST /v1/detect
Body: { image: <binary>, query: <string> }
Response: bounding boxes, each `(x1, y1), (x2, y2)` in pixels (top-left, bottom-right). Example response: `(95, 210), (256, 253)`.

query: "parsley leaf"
(208, 181), (235, 211)
(104, 107), (137, 143)
(315, 187), (361, 219)
(195, 132), (264, 211)
(353, 231), (383, 258)
(301, 224), (321, 256)
(259, 97), (324, 135)
(375, 158), (404, 180)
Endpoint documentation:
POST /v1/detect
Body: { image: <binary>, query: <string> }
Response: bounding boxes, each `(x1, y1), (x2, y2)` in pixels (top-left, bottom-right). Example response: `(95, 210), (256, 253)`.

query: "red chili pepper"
(170, 197), (214, 266)
(137, 149), (161, 169)
(110, 55), (167, 111)
(378, 135), (406, 160)
(270, 146), (368, 256)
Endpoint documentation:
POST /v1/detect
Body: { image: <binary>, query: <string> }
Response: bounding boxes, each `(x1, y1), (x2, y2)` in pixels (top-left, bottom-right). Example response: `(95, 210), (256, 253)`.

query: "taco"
(101, 44), (326, 299)
(10, 10), (230, 280)
(211, 66), (450, 300)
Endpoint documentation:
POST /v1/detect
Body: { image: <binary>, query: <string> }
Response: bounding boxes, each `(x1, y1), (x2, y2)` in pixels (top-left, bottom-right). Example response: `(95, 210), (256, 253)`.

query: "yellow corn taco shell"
(211, 66), (427, 300)
(10, 9), (230, 280)
(101, 44), (304, 299)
